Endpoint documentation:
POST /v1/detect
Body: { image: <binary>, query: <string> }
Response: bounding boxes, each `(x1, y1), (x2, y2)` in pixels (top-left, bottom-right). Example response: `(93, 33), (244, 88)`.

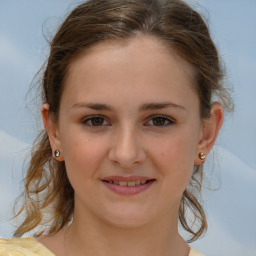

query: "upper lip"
(101, 176), (155, 182)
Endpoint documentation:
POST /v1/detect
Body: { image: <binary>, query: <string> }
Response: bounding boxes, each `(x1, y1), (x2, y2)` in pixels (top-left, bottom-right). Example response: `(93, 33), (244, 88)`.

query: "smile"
(101, 176), (156, 195)
(104, 180), (151, 186)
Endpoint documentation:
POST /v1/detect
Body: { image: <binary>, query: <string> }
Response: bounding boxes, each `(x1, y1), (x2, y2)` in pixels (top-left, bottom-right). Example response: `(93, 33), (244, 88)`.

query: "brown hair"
(14, 0), (233, 242)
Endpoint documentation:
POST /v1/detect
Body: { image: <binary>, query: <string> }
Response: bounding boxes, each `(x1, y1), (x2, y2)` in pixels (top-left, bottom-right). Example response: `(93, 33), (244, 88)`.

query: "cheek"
(150, 131), (198, 186)
(60, 132), (108, 181)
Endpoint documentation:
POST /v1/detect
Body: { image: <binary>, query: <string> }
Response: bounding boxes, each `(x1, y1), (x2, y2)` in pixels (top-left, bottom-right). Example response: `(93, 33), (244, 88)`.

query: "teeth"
(107, 180), (150, 186)
(128, 181), (136, 186)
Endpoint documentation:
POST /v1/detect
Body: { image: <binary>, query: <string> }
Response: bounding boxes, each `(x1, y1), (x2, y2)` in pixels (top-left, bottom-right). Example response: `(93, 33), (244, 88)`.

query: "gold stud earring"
(199, 152), (206, 162)
(54, 149), (60, 158)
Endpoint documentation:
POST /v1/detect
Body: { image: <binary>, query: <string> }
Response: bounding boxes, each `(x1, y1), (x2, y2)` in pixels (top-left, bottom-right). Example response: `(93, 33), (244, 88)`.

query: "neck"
(66, 206), (189, 256)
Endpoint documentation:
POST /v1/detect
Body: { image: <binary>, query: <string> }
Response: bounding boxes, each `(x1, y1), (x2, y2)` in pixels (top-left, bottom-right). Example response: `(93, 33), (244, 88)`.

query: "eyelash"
(145, 115), (175, 127)
(82, 115), (175, 128)
(82, 115), (110, 127)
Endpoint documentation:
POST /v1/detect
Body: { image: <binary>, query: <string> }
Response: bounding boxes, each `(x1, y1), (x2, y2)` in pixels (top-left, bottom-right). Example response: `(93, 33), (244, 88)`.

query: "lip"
(101, 175), (154, 182)
(101, 176), (156, 195)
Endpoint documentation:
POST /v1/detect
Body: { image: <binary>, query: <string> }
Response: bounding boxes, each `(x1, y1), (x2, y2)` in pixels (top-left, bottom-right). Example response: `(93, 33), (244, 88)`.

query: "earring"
(199, 152), (206, 162)
(54, 149), (60, 158)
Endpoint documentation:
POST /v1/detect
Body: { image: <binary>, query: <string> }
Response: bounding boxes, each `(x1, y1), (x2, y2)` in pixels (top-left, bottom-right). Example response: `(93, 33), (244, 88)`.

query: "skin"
(40, 35), (223, 256)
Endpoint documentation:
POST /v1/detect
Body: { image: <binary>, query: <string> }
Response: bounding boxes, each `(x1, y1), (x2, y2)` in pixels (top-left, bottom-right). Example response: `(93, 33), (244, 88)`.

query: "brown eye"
(83, 116), (109, 127)
(146, 115), (175, 127)
(153, 117), (167, 126)
(91, 117), (104, 126)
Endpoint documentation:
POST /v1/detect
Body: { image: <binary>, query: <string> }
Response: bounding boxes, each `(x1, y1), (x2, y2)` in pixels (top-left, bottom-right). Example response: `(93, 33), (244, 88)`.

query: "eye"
(145, 115), (175, 127)
(82, 116), (110, 127)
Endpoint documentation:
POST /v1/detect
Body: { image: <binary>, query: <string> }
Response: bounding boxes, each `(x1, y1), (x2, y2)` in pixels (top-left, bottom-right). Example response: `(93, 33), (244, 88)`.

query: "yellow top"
(0, 238), (54, 256)
(0, 237), (204, 256)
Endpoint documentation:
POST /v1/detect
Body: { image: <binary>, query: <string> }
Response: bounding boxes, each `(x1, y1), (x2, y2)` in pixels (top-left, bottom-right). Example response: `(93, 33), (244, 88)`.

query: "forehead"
(65, 35), (197, 86)
(62, 35), (198, 109)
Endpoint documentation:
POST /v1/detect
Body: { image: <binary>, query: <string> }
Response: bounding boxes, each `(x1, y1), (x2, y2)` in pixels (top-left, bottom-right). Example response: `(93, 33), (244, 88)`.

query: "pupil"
(153, 117), (165, 126)
(92, 117), (103, 126)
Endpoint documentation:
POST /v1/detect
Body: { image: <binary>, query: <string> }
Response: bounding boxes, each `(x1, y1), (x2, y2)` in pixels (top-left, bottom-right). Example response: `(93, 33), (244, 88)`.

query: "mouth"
(102, 179), (154, 186)
(101, 176), (156, 195)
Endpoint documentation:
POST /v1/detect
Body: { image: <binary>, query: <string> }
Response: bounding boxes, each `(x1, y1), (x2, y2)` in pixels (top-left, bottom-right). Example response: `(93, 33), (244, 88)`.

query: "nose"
(108, 127), (146, 168)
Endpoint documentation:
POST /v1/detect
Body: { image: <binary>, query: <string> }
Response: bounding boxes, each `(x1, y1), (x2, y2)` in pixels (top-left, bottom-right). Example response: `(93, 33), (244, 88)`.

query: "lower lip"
(102, 180), (155, 195)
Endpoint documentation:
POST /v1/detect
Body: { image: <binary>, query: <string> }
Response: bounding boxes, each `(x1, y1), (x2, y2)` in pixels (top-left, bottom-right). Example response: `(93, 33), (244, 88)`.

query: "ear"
(194, 102), (224, 165)
(41, 103), (64, 161)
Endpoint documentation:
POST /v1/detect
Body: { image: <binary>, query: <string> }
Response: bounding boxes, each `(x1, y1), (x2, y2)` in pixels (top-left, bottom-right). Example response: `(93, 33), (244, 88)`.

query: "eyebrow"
(71, 102), (185, 111)
(139, 102), (185, 111)
(72, 103), (114, 111)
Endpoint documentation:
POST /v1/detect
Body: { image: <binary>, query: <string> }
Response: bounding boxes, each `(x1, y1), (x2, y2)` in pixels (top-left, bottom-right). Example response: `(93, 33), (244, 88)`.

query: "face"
(48, 36), (206, 228)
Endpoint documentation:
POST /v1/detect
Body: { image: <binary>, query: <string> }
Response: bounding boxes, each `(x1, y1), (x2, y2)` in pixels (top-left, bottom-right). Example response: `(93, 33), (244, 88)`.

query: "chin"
(100, 206), (152, 228)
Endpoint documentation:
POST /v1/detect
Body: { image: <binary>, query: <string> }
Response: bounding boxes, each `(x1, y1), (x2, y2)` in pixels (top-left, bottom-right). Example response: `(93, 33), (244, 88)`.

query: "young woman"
(0, 0), (233, 255)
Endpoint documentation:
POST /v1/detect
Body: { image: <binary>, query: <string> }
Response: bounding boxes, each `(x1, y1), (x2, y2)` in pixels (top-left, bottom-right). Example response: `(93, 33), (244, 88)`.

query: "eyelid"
(144, 114), (176, 127)
(81, 114), (176, 128)
(82, 115), (110, 127)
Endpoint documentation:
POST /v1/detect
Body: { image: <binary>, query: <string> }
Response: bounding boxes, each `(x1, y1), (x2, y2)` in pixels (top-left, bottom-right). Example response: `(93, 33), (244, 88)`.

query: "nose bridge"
(108, 124), (145, 167)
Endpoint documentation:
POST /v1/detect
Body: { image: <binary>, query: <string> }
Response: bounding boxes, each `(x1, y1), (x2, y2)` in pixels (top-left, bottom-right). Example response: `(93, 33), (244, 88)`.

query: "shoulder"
(0, 237), (55, 256)
(189, 247), (205, 256)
